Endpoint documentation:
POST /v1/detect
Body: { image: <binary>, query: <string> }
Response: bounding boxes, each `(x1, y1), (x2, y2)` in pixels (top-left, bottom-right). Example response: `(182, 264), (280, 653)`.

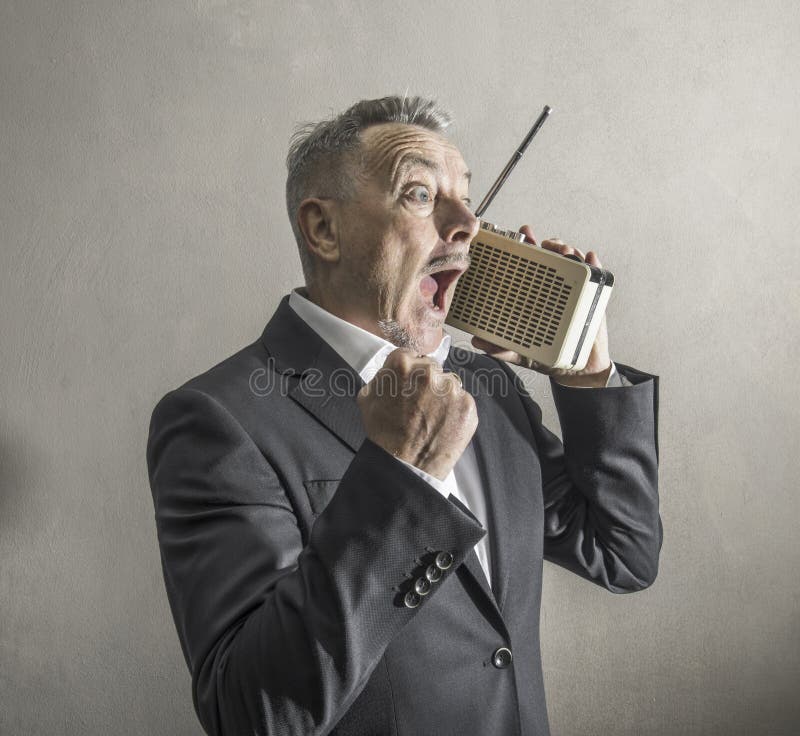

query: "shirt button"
(425, 564), (443, 583)
(404, 591), (422, 609)
(414, 577), (432, 596)
(435, 551), (454, 570)
(492, 647), (513, 669)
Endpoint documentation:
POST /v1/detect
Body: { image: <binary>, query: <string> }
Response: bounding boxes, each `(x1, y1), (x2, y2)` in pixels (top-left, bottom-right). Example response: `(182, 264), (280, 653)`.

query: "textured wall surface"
(1, 1), (798, 734)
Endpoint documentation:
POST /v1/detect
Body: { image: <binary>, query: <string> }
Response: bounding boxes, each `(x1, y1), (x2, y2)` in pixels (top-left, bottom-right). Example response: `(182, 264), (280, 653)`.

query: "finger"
(472, 336), (516, 356)
(386, 347), (416, 361)
(471, 336), (496, 351)
(429, 369), (462, 398)
(519, 356), (555, 375)
(443, 371), (464, 392)
(471, 336), (523, 365)
(416, 355), (442, 374)
(423, 360), (444, 382)
(519, 224), (538, 245)
(384, 347), (417, 371)
(540, 239), (591, 264)
(559, 247), (586, 262)
(585, 250), (603, 268)
(541, 238), (574, 257)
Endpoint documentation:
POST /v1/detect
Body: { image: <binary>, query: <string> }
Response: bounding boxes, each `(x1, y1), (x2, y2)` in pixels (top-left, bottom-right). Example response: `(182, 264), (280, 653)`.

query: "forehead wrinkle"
(392, 155), (443, 190)
(360, 125), (466, 191)
(368, 134), (436, 182)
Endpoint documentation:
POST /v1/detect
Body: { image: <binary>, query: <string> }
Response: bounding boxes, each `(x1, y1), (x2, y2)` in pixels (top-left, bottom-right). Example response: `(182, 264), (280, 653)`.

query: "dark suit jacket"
(147, 295), (661, 736)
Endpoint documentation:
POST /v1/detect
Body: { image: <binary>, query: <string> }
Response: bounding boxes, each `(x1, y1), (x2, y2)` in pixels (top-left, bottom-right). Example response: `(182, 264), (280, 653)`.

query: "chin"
(416, 317), (447, 353)
(378, 284), (454, 352)
(378, 311), (444, 353)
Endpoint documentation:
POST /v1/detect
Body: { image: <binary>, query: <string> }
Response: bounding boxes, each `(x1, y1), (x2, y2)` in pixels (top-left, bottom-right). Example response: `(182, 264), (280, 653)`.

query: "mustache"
(421, 252), (471, 274)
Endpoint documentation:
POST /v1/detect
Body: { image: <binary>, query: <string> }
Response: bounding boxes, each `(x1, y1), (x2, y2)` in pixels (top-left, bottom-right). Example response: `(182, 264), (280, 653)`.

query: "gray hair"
(285, 95), (453, 281)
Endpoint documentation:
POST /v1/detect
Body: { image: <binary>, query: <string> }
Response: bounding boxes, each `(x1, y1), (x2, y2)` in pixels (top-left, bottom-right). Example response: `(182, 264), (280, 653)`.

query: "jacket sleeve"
(146, 387), (485, 736)
(508, 362), (662, 593)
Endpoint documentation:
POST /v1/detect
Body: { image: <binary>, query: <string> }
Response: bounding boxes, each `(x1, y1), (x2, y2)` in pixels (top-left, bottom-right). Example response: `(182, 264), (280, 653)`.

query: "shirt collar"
(288, 288), (451, 383)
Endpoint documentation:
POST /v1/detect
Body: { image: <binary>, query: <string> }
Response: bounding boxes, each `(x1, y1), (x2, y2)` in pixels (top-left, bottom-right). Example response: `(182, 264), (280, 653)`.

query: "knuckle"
(389, 348), (413, 369)
(409, 364), (429, 385)
(459, 392), (476, 413)
(438, 372), (457, 392)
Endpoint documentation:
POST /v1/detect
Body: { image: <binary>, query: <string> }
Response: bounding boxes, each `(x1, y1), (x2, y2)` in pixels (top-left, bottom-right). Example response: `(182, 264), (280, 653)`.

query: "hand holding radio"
(357, 348), (478, 480)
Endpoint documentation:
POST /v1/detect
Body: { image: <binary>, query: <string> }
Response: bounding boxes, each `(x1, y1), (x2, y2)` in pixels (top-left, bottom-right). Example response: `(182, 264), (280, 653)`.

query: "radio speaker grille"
(450, 239), (572, 348)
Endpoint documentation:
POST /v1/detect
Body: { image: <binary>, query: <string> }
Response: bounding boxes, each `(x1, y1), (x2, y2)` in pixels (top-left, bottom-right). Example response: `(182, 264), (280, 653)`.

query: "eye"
(406, 185), (433, 204)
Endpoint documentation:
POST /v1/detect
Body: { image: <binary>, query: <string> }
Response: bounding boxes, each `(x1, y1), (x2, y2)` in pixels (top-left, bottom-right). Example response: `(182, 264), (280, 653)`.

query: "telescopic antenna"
(474, 105), (552, 219)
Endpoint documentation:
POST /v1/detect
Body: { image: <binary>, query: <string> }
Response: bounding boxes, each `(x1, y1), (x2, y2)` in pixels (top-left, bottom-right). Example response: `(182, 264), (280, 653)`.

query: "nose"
(438, 197), (480, 244)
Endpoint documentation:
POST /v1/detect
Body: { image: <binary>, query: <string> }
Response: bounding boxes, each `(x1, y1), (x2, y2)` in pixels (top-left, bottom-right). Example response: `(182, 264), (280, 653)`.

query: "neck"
(302, 283), (442, 353)
(303, 284), (385, 341)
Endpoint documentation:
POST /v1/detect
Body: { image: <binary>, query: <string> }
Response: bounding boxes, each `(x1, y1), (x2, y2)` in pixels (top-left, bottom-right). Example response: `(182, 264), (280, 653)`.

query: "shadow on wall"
(0, 423), (45, 532)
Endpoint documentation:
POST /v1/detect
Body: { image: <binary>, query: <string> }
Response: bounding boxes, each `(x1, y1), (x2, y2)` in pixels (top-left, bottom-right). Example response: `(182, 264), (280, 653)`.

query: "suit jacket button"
(435, 551), (454, 570)
(404, 591), (422, 609)
(414, 577), (432, 596)
(492, 647), (513, 669)
(425, 564), (443, 582)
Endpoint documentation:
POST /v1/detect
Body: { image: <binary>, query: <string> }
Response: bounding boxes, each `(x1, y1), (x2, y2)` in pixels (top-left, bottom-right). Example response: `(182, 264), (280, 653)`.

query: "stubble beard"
(378, 300), (444, 353)
(377, 317), (417, 350)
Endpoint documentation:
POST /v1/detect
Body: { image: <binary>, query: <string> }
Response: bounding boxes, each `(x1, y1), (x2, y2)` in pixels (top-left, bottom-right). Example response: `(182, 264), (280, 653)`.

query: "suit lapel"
(261, 297), (366, 453)
(471, 391), (514, 611)
(446, 348), (516, 612)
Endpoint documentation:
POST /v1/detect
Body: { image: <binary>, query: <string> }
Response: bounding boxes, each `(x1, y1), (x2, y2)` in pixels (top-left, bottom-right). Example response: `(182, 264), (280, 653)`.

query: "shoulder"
(154, 295), (303, 418)
(147, 336), (268, 435)
(177, 338), (271, 410)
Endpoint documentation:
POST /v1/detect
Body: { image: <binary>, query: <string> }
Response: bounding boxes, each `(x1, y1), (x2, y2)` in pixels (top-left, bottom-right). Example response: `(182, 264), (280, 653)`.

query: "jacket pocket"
(302, 479), (341, 516)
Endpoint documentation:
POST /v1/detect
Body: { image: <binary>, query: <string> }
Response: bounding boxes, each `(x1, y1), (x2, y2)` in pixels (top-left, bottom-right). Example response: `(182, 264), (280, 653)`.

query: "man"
(147, 95), (661, 736)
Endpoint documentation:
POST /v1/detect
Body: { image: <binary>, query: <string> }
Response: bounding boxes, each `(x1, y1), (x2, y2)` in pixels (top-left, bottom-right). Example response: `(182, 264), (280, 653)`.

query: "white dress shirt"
(288, 289), (494, 585)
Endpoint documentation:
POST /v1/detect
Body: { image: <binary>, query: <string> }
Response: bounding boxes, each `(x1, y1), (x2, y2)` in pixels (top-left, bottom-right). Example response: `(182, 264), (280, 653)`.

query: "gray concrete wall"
(1, 1), (797, 734)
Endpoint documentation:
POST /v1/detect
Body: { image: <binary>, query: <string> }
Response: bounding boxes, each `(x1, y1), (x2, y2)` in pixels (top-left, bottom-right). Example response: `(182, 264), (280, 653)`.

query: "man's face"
(334, 123), (479, 354)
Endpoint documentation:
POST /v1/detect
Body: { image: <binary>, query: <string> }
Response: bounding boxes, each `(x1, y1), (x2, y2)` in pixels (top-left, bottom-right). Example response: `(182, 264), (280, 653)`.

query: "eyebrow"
(392, 155), (472, 189)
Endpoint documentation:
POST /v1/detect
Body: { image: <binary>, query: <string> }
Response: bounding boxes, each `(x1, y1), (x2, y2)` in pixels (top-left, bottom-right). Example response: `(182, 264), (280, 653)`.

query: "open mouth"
(419, 267), (466, 312)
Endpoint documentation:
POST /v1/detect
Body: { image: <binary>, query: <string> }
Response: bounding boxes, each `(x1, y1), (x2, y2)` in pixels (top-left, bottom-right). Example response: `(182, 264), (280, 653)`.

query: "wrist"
(553, 362), (612, 388)
(401, 453), (452, 482)
(371, 436), (453, 481)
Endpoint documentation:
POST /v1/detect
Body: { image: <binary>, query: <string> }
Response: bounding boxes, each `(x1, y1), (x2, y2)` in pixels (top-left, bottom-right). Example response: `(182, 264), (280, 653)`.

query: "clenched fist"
(356, 348), (478, 481)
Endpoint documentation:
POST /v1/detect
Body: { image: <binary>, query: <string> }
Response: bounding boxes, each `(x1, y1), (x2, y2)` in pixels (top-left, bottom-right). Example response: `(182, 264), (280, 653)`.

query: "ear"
(296, 198), (340, 265)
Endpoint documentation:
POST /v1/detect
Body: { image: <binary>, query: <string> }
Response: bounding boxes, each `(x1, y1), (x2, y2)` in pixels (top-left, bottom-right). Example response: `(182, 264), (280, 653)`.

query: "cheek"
(389, 229), (427, 290)
(360, 214), (433, 313)
(370, 237), (412, 299)
(374, 223), (420, 277)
